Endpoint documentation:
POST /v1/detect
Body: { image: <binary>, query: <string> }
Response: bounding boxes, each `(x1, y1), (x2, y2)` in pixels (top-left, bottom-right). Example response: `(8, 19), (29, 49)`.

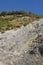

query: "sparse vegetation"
(0, 10), (43, 32)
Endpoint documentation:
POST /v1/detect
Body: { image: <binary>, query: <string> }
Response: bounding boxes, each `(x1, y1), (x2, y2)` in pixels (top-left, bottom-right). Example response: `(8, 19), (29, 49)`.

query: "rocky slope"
(0, 19), (43, 65)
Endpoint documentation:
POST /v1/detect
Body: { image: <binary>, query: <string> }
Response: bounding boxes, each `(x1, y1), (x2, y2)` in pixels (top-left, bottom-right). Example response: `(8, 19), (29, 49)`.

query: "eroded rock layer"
(0, 19), (43, 65)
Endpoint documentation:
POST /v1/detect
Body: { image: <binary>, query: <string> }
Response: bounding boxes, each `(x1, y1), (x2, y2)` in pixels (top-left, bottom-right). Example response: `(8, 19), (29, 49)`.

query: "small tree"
(1, 11), (7, 16)
(7, 11), (16, 15)
(18, 10), (27, 16)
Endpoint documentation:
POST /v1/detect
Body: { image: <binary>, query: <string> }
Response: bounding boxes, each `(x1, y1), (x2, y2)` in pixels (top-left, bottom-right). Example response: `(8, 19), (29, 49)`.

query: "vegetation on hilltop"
(0, 10), (42, 17)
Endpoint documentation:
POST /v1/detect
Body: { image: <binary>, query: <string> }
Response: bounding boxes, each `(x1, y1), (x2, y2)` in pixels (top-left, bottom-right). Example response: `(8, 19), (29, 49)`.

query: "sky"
(0, 0), (43, 15)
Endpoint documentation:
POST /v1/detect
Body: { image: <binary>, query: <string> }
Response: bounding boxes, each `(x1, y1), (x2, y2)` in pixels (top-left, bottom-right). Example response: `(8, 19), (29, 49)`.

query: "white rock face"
(0, 62), (5, 65)
(0, 19), (43, 65)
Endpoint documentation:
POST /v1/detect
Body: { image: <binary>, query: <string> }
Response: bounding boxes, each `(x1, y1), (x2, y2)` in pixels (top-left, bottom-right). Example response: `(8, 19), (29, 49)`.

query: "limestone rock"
(0, 19), (43, 65)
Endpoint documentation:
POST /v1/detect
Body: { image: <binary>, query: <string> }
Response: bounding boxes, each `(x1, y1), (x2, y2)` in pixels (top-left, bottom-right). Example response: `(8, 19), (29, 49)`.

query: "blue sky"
(0, 0), (43, 15)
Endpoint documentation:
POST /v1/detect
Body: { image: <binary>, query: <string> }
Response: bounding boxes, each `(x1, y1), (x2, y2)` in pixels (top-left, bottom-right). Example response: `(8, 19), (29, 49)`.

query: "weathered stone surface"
(0, 19), (43, 65)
